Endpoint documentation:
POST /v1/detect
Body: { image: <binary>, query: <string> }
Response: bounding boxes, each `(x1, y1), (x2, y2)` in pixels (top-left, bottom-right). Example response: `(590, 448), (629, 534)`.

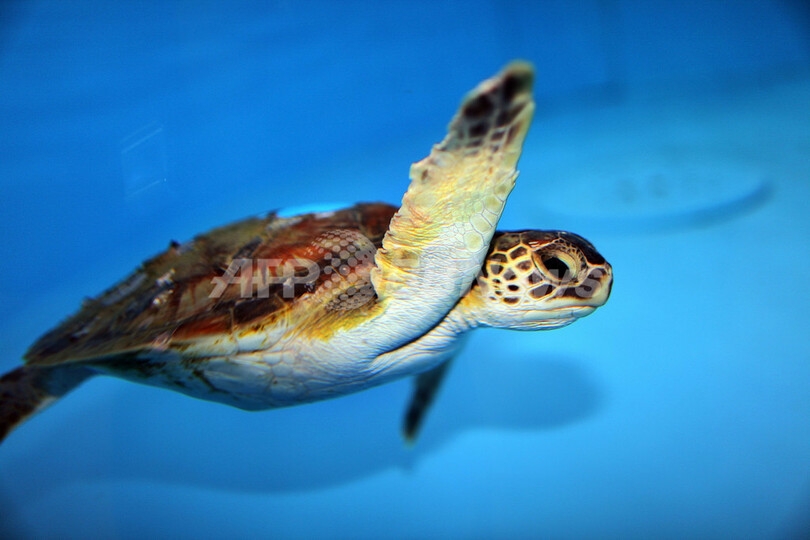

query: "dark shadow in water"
(0, 487), (30, 540)
(0, 354), (601, 501)
(776, 478), (810, 539)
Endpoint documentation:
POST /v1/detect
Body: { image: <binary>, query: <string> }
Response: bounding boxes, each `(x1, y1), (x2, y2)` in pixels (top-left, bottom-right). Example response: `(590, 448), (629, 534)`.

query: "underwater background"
(1, 1), (809, 538)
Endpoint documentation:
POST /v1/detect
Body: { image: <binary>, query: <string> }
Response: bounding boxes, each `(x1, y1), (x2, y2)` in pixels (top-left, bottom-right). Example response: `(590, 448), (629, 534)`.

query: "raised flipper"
(0, 365), (94, 445)
(403, 360), (453, 442)
(366, 62), (536, 352)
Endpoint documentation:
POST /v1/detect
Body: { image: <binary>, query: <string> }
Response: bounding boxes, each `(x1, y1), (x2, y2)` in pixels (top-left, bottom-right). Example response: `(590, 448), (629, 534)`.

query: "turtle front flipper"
(0, 365), (94, 445)
(402, 360), (453, 443)
(371, 62), (535, 348)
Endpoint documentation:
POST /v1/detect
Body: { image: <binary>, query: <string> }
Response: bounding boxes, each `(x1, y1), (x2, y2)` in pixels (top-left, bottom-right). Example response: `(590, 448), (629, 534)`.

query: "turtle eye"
(539, 252), (576, 282)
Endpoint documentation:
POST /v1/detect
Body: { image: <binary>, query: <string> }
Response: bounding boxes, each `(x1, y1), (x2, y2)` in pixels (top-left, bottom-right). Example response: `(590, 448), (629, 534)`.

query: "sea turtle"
(0, 61), (612, 445)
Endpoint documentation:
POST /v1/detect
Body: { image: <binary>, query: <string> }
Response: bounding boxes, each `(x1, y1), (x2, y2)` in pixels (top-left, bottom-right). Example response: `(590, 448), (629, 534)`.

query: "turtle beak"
(557, 262), (612, 311)
(584, 263), (613, 308)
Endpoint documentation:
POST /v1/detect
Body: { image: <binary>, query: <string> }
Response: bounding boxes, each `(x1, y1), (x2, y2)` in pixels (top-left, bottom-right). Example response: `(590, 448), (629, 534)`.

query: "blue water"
(1, 1), (810, 538)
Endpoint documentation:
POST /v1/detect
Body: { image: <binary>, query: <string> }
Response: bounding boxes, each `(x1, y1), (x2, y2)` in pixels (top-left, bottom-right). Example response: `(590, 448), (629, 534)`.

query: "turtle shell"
(26, 202), (397, 366)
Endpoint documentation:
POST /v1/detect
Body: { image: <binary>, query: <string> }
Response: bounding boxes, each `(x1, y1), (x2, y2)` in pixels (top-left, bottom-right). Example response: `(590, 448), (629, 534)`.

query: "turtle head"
(466, 230), (612, 330)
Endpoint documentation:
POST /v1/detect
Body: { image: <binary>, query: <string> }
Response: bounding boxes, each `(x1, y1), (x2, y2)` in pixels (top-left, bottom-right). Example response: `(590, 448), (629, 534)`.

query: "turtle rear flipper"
(403, 360), (453, 443)
(0, 365), (94, 445)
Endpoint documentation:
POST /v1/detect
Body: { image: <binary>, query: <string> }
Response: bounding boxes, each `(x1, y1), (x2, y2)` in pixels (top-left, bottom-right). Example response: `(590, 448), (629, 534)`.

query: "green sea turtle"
(0, 61), (612, 445)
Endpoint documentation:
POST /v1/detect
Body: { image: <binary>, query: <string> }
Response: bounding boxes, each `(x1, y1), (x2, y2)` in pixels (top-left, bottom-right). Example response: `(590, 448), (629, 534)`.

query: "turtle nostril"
(542, 256), (570, 281)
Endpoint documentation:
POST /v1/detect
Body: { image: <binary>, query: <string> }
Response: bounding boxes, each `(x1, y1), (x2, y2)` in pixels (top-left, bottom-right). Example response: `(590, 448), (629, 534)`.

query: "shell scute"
(26, 202), (396, 366)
